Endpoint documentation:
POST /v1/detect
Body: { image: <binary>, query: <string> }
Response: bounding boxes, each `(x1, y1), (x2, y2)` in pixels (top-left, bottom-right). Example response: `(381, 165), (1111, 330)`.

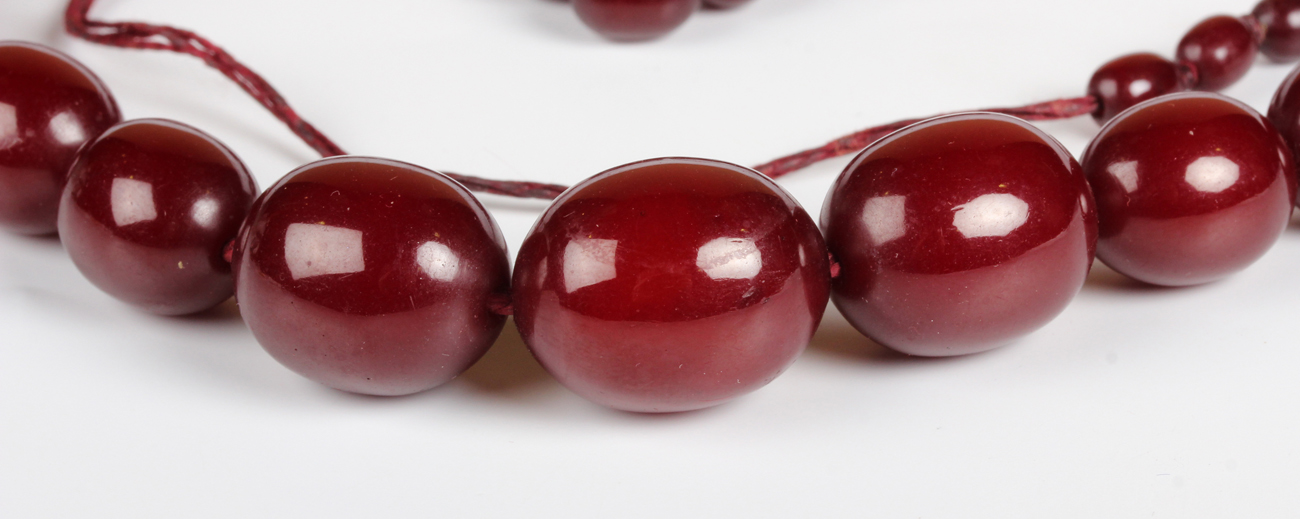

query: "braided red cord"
(64, 0), (1095, 198)
(755, 96), (1099, 178)
(63, 0), (569, 200)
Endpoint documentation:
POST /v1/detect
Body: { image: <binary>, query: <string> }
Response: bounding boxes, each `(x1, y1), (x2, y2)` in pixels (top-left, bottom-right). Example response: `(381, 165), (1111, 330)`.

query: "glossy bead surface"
(234, 157), (511, 396)
(0, 41), (121, 235)
(1269, 61), (1300, 205)
(822, 113), (1096, 357)
(58, 119), (256, 315)
(1254, 0), (1300, 61)
(1176, 16), (1259, 91)
(704, 0), (751, 8)
(513, 158), (830, 413)
(1084, 93), (1295, 287)
(574, 0), (700, 42)
(1087, 53), (1189, 124)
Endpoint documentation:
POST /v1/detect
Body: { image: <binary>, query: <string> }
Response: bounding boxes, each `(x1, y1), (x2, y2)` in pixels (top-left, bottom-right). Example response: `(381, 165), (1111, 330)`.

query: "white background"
(3, 0), (1299, 517)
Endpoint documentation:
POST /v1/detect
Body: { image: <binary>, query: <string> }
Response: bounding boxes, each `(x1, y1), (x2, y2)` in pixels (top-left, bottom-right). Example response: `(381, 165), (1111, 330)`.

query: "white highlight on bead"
(110, 177), (157, 227)
(563, 238), (617, 293)
(951, 193), (1029, 239)
(48, 111), (84, 146)
(190, 197), (219, 229)
(1184, 156), (1239, 193)
(860, 195), (907, 245)
(696, 237), (762, 280)
(1107, 160), (1140, 193)
(0, 102), (17, 149)
(416, 241), (460, 282)
(284, 222), (365, 280)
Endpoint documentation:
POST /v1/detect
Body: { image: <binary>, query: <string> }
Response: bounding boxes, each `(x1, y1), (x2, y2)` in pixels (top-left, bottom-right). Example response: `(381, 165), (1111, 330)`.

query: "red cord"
(64, 0), (1096, 199)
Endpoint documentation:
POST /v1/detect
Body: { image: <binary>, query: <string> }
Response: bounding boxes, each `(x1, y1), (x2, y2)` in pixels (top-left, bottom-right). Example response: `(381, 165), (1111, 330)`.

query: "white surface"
(3, 0), (1299, 517)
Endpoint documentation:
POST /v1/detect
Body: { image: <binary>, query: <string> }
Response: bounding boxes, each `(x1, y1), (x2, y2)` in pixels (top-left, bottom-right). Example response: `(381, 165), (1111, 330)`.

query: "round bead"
(1253, 0), (1300, 61)
(1084, 93), (1295, 287)
(1087, 53), (1190, 125)
(512, 158), (830, 413)
(58, 119), (257, 315)
(233, 157), (511, 396)
(0, 41), (121, 235)
(822, 113), (1096, 357)
(574, 0), (700, 42)
(1269, 60), (1300, 205)
(1176, 15), (1259, 91)
(704, 0), (751, 8)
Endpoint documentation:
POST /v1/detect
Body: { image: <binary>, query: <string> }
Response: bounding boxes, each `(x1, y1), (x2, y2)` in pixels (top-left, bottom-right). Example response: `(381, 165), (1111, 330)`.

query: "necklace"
(3, 1), (1300, 515)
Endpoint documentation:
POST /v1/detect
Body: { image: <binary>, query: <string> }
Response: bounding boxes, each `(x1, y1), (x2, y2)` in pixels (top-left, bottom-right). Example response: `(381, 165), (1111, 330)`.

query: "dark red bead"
(233, 157), (511, 396)
(0, 41), (121, 235)
(1087, 53), (1190, 125)
(1254, 0), (1300, 61)
(704, 0), (751, 8)
(58, 119), (257, 315)
(822, 113), (1096, 357)
(1176, 16), (1259, 91)
(574, 0), (700, 42)
(1084, 93), (1295, 287)
(512, 158), (829, 413)
(1268, 60), (1300, 204)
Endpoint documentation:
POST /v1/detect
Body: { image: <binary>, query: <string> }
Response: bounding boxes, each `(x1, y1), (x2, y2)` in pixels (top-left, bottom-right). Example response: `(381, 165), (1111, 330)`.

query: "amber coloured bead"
(233, 157), (511, 396)
(512, 158), (830, 413)
(822, 113), (1096, 357)
(1253, 0), (1300, 61)
(1087, 53), (1190, 124)
(0, 41), (121, 235)
(58, 119), (257, 315)
(1176, 16), (1259, 91)
(574, 0), (700, 42)
(1084, 93), (1295, 287)
(1268, 59), (1300, 205)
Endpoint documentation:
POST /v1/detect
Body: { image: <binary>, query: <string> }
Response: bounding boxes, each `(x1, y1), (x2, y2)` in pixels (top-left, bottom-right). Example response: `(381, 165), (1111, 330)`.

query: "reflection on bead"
(1088, 53), (1190, 125)
(1176, 16), (1259, 91)
(1084, 93), (1295, 286)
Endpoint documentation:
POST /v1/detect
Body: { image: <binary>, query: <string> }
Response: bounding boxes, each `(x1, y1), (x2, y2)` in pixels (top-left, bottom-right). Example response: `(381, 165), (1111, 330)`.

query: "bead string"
(63, 0), (1099, 196)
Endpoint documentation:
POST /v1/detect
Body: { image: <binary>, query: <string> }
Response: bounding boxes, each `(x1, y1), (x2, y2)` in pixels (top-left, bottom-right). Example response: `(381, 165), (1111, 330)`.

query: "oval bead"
(234, 157), (511, 396)
(1087, 53), (1190, 124)
(512, 157), (830, 413)
(0, 41), (121, 235)
(1253, 0), (1300, 61)
(1176, 15), (1259, 91)
(822, 113), (1096, 357)
(58, 119), (257, 315)
(1084, 93), (1295, 286)
(574, 0), (700, 42)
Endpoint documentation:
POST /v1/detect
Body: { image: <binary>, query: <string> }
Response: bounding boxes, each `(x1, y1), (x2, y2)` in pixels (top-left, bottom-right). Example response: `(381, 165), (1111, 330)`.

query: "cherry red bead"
(233, 157), (511, 396)
(822, 113), (1096, 357)
(1087, 53), (1190, 124)
(1253, 0), (1300, 61)
(704, 0), (751, 8)
(0, 41), (121, 235)
(1268, 60), (1300, 204)
(58, 119), (257, 315)
(1176, 16), (1259, 91)
(574, 0), (700, 42)
(512, 158), (830, 413)
(1084, 93), (1295, 287)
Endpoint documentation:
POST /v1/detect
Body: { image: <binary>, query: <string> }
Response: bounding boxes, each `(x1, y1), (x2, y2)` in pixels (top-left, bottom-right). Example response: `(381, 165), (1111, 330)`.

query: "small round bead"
(234, 157), (511, 396)
(1176, 15), (1259, 91)
(1268, 60), (1300, 205)
(574, 0), (700, 42)
(1253, 0), (1300, 61)
(704, 0), (751, 8)
(1084, 93), (1295, 287)
(512, 158), (830, 412)
(58, 119), (257, 315)
(1087, 53), (1190, 125)
(822, 113), (1096, 357)
(0, 41), (121, 235)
